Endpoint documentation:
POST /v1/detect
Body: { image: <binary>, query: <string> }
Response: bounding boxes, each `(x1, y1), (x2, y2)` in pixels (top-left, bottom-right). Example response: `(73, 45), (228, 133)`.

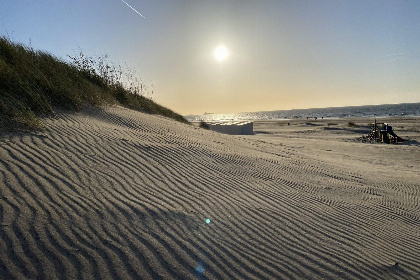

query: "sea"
(185, 102), (420, 122)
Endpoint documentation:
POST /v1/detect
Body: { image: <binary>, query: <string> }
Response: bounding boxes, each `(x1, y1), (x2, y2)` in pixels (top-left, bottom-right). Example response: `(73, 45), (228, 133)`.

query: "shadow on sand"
(401, 139), (420, 146)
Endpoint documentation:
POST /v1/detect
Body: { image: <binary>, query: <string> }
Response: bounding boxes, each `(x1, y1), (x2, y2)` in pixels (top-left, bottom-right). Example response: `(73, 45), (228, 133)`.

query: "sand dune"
(1, 106), (419, 279)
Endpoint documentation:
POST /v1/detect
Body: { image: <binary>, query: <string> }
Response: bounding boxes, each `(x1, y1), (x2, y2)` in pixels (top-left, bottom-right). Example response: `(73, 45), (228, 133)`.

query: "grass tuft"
(0, 37), (188, 130)
(347, 122), (359, 127)
(199, 120), (210, 130)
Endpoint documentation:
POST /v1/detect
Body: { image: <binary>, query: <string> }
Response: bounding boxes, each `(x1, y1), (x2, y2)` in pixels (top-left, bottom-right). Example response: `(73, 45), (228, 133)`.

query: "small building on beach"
(206, 121), (253, 135)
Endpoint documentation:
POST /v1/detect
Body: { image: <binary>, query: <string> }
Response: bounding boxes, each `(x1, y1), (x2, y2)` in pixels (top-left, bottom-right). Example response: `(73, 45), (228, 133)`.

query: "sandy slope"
(0, 106), (419, 280)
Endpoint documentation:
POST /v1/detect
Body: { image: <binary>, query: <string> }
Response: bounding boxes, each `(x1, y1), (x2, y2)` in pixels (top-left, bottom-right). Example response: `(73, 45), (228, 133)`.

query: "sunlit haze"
(214, 45), (228, 61)
(1, 1), (420, 115)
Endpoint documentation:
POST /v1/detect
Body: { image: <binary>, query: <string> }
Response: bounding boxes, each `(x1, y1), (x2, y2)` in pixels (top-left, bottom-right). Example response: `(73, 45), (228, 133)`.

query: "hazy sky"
(1, 0), (420, 115)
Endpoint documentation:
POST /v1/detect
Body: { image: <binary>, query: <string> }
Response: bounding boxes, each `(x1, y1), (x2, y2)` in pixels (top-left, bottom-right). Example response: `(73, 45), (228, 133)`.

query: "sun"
(214, 45), (228, 61)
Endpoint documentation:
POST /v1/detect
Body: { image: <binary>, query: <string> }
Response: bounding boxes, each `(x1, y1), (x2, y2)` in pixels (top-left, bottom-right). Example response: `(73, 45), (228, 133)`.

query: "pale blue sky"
(1, 0), (420, 114)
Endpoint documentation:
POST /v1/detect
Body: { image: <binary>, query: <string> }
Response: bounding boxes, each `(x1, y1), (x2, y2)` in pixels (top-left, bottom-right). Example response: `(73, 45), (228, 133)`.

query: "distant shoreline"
(186, 102), (420, 122)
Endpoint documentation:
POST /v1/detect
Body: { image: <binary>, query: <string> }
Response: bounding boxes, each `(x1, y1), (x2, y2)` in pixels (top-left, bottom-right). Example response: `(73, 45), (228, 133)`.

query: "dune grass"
(0, 36), (187, 130)
(199, 120), (210, 130)
(347, 122), (359, 127)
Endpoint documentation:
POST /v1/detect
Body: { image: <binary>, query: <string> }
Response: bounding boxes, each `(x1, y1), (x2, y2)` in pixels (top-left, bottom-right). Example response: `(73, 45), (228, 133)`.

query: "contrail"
(121, 0), (145, 18)
(378, 52), (410, 59)
(378, 51), (419, 63)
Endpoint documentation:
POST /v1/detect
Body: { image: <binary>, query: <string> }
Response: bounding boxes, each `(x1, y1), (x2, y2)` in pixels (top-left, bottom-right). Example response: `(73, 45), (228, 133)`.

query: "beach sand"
(1, 106), (419, 279)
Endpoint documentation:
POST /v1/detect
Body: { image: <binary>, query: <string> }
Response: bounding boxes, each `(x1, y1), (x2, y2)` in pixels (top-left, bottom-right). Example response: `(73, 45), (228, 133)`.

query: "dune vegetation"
(0, 36), (187, 130)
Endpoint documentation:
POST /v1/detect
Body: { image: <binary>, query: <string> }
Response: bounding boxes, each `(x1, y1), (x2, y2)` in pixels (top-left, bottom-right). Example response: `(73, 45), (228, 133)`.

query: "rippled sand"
(1, 106), (419, 279)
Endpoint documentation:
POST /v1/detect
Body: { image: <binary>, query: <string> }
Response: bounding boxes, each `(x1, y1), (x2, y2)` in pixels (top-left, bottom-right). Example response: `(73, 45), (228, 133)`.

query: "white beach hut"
(207, 121), (253, 135)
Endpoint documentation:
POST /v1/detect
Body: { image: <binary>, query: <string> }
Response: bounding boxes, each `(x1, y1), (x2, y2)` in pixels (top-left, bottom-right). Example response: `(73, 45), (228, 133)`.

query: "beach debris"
(205, 219), (211, 224)
(362, 116), (405, 144)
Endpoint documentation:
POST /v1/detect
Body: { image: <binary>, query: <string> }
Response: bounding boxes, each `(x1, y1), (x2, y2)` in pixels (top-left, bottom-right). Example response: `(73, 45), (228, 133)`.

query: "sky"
(1, 0), (420, 115)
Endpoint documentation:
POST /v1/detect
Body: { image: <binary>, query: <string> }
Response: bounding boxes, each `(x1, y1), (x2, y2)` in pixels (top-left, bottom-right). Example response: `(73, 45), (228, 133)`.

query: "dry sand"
(0, 106), (419, 280)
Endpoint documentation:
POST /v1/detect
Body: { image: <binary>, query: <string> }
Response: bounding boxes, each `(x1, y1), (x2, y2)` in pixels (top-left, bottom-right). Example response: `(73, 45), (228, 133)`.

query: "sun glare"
(214, 45), (228, 61)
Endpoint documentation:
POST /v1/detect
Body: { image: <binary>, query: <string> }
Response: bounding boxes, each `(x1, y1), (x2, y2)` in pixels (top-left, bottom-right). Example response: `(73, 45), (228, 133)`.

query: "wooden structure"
(365, 117), (404, 144)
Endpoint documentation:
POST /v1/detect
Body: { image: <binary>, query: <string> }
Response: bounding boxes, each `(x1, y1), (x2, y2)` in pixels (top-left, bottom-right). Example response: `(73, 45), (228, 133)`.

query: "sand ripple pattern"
(1, 106), (419, 279)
